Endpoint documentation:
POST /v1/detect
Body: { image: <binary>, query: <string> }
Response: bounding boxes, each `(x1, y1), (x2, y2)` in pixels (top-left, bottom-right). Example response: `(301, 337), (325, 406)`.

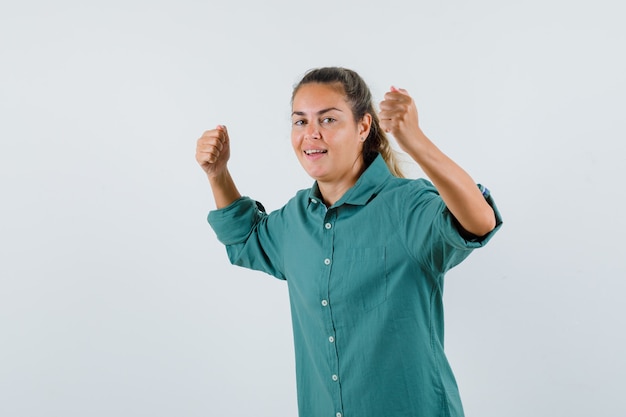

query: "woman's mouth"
(304, 149), (327, 155)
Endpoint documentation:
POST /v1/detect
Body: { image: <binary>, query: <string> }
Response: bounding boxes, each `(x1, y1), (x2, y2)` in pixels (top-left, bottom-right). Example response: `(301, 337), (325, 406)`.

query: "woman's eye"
(321, 117), (335, 124)
(293, 120), (305, 126)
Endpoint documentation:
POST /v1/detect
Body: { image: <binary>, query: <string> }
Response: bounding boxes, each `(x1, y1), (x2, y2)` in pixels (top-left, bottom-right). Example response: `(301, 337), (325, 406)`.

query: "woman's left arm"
(379, 87), (496, 237)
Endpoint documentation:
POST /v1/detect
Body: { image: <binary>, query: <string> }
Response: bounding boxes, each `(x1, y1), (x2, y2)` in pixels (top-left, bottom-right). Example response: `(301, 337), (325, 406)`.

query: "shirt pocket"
(341, 246), (388, 312)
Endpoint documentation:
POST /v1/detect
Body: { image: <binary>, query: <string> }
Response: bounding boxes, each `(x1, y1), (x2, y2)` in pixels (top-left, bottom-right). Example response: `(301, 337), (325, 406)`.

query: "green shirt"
(208, 154), (503, 417)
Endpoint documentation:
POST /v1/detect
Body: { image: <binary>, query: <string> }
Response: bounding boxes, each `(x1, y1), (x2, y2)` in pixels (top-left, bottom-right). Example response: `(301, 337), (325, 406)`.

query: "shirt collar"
(307, 154), (393, 208)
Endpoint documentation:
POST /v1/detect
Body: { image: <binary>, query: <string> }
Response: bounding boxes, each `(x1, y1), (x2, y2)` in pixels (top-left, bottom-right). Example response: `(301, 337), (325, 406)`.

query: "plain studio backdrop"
(1, 1), (624, 416)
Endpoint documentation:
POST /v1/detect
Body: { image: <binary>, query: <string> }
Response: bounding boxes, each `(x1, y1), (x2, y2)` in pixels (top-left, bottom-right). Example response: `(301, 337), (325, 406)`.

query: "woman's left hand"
(378, 87), (424, 154)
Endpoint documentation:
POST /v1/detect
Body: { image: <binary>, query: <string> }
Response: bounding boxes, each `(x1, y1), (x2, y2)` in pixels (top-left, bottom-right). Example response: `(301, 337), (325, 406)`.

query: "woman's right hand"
(196, 125), (230, 178)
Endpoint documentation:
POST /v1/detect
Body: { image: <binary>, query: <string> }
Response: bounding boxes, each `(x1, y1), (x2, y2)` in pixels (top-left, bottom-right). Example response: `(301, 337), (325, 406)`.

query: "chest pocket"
(335, 246), (388, 312)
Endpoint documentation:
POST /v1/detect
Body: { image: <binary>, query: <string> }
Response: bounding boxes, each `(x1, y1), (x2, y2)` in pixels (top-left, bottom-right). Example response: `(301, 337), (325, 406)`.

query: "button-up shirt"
(208, 154), (503, 417)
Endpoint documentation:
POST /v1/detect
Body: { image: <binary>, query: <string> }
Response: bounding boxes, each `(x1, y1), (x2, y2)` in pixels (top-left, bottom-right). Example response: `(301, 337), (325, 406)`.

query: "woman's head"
(292, 67), (404, 178)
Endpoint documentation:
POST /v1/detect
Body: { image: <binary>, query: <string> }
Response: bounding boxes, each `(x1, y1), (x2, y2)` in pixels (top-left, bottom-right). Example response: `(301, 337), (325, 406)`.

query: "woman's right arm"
(199, 125), (287, 279)
(195, 125), (242, 209)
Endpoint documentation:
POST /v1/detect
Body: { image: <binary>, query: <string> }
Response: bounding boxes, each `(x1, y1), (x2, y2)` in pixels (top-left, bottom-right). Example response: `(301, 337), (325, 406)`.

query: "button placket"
(321, 210), (342, 416)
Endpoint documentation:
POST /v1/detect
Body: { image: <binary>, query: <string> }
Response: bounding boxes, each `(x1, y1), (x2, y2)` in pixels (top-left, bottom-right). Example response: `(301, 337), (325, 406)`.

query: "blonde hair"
(292, 67), (405, 178)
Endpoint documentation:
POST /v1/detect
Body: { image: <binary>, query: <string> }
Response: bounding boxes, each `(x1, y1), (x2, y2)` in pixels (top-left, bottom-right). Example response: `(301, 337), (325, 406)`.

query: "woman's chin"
(299, 162), (327, 181)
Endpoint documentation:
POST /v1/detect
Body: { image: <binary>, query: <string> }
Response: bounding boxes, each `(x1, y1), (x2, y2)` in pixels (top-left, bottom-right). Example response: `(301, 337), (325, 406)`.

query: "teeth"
(305, 149), (327, 155)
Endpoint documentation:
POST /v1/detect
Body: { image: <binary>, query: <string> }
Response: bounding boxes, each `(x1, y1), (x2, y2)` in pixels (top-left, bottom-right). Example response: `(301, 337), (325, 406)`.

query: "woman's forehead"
(292, 83), (349, 110)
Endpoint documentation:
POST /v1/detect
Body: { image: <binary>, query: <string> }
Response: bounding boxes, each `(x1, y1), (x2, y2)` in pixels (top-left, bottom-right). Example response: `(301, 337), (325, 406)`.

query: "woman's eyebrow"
(291, 107), (344, 117)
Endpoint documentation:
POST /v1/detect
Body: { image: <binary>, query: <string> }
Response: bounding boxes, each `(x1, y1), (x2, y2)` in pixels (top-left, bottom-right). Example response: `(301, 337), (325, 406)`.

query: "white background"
(1, 1), (625, 416)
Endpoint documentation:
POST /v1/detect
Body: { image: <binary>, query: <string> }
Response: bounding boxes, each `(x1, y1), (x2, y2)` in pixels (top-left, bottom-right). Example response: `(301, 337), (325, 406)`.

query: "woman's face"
(291, 83), (371, 186)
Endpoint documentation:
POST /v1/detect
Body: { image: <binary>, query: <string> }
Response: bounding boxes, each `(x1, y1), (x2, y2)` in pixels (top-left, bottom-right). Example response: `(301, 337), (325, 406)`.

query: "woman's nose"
(305, 123), (321, 140)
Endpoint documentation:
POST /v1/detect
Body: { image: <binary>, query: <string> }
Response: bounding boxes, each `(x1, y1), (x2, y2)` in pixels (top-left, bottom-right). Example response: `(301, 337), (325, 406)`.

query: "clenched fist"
(378, 87), (423, 155)
(196, 125), (230, 178)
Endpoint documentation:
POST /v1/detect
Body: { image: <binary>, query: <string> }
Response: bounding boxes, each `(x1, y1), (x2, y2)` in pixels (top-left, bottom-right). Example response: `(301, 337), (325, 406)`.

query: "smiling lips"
(304, 149), (327, 155)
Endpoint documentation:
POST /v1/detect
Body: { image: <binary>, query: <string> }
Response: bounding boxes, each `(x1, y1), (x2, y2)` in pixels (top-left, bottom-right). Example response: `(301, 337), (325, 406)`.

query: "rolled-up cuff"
(207, 196), (261, 245)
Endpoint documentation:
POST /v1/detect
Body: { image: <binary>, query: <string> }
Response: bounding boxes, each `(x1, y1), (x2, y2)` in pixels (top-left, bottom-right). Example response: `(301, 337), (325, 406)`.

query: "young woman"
(196, 67), (502, 417)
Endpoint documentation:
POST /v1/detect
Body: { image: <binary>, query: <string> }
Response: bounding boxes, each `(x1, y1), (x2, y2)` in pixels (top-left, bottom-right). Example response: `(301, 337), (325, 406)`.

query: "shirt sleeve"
(400, 180), (503, 275)
(207, 196), (286, 280)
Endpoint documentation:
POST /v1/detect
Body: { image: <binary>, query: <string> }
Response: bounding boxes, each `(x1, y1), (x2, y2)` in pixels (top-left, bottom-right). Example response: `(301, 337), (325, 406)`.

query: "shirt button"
(328, 336), (335, 343)
(324, 258), (331, 265)
(332, 374), (338, 381)
(325, 222), (332, 229)
(321, 300), (328, 307)
(337, 412), (342, 417)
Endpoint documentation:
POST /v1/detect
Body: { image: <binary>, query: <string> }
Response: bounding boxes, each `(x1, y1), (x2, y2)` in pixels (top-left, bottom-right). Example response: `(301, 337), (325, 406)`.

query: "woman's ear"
(359, 113), (372, 139)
